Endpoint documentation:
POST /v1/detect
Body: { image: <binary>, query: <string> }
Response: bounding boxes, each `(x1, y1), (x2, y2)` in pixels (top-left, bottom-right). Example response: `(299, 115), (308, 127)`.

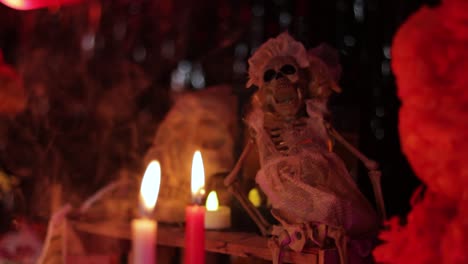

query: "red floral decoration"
(374, 0), (468, 263)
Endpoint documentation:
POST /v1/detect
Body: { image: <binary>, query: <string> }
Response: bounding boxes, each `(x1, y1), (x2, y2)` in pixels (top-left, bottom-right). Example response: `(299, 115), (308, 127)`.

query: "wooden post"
(50, 183), (62, 213)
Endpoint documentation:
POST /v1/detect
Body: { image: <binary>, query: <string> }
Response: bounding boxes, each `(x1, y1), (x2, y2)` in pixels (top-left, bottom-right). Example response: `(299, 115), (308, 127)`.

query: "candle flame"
(191, 150), (205, 200)
(206, 191), (219, 211)
(140, 160), (161, 213)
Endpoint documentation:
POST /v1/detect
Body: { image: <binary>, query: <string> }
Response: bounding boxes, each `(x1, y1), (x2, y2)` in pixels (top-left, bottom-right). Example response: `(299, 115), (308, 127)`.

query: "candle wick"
(192, 195), (203, 205)
(139, 204), (153, 218)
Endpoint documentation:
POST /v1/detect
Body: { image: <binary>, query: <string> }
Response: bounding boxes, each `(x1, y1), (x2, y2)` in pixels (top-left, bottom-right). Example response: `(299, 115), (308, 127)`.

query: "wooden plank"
(71, 220), (337, 263)
(67, 255), (119, 264)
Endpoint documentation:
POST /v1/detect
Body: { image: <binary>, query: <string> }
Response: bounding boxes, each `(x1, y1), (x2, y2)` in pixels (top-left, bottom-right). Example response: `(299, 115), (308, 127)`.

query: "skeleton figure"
(225, 33), (386, 264)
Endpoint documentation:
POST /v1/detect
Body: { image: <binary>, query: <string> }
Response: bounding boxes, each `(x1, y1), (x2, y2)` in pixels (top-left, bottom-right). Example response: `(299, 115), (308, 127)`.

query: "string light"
(132, 46), (147, 63)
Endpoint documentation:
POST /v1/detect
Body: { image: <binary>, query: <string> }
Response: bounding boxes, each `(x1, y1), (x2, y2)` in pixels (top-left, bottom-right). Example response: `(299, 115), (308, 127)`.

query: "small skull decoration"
(225, 33), (385, 264)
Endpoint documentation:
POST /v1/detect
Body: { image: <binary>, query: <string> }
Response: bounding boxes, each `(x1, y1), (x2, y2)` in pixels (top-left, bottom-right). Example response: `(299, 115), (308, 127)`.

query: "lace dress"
(246, 99), (378, 237)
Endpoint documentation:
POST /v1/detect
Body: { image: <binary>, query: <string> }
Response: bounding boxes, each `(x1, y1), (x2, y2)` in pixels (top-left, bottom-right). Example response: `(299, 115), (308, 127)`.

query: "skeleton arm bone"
(224, 139), (271, 235)
(327, 125), (378, 169)
(224, 139), (254, 186)
(327, 123), (387, 221)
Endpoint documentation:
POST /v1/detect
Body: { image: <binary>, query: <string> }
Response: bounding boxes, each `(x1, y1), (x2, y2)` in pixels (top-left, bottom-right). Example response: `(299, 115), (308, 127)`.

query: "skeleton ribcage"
(265, 118), (329, 156)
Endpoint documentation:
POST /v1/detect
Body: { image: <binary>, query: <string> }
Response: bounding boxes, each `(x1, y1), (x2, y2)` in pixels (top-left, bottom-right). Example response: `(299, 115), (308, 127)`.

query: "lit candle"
(0, 0), (81, 10)
(131, 161), (161, 264)
(204, 190), (231, 230)
(184, 151), (205, 264)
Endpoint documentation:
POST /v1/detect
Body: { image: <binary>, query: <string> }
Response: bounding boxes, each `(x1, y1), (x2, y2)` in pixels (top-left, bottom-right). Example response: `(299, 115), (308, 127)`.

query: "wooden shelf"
(71, 220), (338, 264)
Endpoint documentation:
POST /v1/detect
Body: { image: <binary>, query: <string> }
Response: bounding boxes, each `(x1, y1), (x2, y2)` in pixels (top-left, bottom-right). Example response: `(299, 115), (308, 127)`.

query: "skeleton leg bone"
(327, 124), (387, 221)
(328, 226), (348, 264)
(224, 140), (271, 236)
(228, 183), (271, 236)
(268, 222), (350, 264)
(268, 228), (291, 264)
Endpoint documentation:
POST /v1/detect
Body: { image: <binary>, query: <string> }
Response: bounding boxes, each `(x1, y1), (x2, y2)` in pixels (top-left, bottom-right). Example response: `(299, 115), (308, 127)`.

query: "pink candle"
(132, 161), (161, 264)
(184, 151), (205, 264)
(131, 218), (156, 264)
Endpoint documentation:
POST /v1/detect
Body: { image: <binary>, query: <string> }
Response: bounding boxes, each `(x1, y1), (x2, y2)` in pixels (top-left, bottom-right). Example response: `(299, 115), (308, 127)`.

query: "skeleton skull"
(259, 56), (306, 120)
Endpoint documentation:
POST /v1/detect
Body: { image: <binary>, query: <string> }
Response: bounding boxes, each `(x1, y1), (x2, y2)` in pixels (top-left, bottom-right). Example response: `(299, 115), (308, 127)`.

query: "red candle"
(185, 205), (205, 264)
(184, 151), (205, 264)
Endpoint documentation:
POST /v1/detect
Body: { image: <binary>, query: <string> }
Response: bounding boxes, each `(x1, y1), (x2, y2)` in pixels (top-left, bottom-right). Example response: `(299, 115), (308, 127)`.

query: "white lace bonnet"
(246, 32), (309, 88)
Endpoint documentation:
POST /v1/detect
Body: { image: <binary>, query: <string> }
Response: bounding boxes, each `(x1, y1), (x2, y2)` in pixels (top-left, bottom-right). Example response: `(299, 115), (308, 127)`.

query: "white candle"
(131, 218), (157, 263)
(204, 191), (231, 230)
(131, 161), (161, 264)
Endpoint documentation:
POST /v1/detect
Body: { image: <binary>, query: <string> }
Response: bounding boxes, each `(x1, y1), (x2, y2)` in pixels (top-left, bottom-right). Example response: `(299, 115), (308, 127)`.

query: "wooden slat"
(71, 220), (337, 263)
(67, 255), (119, 264)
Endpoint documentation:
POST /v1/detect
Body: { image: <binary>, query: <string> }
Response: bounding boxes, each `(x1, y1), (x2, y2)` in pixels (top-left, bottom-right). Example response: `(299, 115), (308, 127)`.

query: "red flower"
(373, 0), (468, 262)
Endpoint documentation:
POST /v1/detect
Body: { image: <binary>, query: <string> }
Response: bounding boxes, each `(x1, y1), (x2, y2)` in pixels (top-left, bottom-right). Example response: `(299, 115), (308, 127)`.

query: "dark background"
(0, 0), (440, 224)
